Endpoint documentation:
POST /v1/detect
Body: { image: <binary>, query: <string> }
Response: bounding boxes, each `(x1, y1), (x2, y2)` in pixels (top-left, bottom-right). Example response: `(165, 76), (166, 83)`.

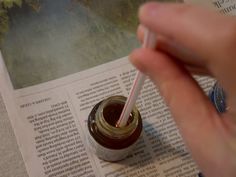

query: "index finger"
(139, 2), (235, 67)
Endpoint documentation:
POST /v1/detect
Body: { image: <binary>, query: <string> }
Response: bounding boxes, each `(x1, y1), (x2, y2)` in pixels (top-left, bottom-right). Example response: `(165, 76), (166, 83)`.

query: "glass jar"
(87, 96), (142, 161)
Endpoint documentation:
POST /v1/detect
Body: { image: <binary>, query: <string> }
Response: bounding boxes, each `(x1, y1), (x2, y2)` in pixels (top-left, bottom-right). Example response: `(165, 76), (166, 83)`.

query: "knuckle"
(212, 19), (236, 71)
(220, 20), (236, 48)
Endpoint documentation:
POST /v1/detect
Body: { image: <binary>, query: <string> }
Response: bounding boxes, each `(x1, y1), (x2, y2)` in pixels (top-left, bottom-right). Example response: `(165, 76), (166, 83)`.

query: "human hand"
(130, 2), (236, 177)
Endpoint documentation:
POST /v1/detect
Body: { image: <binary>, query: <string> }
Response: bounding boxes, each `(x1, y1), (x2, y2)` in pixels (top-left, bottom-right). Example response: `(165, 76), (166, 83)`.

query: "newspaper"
(185, 0), (236, 15)
(1, 53), (214, 177)
(0, 1), (234, 177)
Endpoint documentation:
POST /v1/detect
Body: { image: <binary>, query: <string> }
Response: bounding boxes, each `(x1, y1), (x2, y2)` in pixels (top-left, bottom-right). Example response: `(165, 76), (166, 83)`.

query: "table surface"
(0, 0), (180, 176)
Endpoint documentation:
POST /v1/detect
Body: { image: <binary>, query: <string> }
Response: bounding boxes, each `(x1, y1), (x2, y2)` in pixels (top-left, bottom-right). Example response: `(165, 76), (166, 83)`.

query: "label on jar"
(86, 130), (138, 162)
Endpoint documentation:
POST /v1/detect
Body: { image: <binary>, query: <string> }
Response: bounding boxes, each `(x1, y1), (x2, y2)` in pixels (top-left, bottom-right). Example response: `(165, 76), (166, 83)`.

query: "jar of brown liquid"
(87, 96), (142, 161)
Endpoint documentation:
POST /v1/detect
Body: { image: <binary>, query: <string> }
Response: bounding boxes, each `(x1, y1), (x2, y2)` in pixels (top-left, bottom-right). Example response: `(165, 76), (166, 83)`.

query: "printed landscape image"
(0, 0), (180, 89)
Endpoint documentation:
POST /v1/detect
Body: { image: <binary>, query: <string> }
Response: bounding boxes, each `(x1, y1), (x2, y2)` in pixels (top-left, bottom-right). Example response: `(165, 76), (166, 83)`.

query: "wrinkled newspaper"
(0, 0), (234, 177)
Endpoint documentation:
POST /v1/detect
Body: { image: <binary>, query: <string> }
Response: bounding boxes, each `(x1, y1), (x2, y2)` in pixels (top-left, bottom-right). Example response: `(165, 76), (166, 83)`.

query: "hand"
(130, 2), (236, 177)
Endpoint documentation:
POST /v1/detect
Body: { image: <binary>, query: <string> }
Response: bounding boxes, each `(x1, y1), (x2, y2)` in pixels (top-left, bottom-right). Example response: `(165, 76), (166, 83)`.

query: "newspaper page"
(0, 53), (215, 177)
(0, 1), (233, 177)
(185, 0), (236, 15)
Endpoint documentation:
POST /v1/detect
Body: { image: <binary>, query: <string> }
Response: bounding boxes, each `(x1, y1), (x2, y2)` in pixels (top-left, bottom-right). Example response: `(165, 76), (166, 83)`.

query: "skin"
(129, 2), (236, 177)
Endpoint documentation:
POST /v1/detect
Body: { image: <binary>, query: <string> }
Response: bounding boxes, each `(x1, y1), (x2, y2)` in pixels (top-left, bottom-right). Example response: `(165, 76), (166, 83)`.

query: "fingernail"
(139, 2), (160, 20)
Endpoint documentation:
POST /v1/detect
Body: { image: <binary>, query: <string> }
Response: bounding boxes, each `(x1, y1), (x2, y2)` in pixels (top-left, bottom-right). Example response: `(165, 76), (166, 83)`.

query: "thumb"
(129, 48), (225, 175)
(130, 48), (216, 125)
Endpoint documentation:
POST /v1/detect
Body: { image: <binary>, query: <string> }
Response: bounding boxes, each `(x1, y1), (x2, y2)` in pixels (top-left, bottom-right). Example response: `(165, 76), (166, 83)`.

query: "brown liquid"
(103, 103), (133, 127)
(87, 100), (142, 150)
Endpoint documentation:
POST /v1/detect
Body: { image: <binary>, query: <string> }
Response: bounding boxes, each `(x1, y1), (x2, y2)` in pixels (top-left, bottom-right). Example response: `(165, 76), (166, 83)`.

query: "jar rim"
(95, 95), (139, 139)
